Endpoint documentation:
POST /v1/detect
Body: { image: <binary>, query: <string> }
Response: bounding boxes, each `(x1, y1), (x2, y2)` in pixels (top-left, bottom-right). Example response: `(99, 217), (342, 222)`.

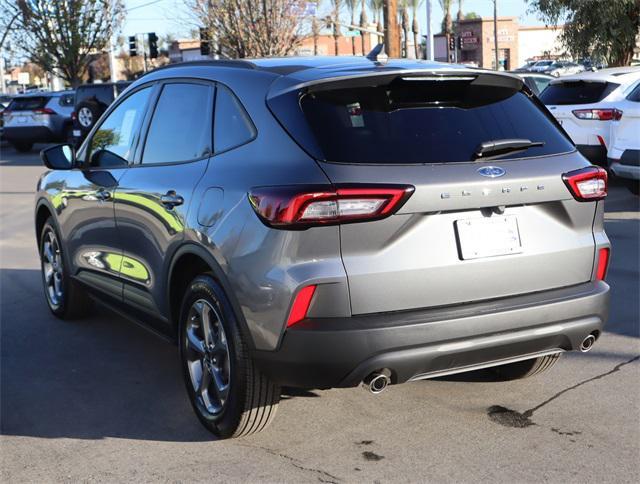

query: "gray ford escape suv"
(35, 57), (610, 439)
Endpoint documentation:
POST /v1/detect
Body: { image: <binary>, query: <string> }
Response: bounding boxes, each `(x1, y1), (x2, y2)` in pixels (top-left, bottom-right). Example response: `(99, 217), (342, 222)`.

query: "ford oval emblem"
(478, 166), (506, 178)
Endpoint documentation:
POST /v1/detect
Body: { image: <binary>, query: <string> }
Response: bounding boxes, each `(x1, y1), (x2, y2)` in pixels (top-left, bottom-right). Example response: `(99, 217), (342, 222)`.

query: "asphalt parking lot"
(1, 144), (638, 483)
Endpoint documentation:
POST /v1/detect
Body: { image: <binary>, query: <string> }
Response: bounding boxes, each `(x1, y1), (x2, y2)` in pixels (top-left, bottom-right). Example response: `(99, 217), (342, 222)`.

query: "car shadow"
(0, 143), (52, 166)
(0, 268), (214, 442)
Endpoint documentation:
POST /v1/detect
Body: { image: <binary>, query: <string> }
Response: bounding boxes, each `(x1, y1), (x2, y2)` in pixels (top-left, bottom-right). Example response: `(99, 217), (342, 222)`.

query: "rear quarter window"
(75, 86), (114, 107)
(293, 76), (574, 164)
(540, 81), (620, 105)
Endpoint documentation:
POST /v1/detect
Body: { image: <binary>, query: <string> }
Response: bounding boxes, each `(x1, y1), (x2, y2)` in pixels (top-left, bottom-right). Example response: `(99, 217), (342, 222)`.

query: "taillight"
(562, 166), (607, 201)
(34, 107), (56, 115)
(248, 185), (414, 228)
(287, 285), (317, 327)
(595, 247), (610, 281)
(572, 109), (622, 121)
(71, 111), (77, 121)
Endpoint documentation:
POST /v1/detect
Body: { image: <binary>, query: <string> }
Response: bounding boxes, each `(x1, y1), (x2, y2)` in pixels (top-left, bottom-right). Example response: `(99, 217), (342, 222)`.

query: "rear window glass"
(75, 85), (115, 107)
(298, 77), (573, 164)
(8, 96), (49, 111)
(540, 81), (619, 105)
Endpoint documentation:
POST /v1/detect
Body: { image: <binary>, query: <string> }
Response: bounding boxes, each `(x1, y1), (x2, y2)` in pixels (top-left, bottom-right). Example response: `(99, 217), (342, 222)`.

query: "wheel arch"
(167, 243), (254, 349)
(34, 199), (55, 249)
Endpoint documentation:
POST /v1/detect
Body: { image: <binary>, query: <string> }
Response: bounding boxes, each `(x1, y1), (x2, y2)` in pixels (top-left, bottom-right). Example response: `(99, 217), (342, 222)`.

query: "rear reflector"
(287, 285), (317, 327)
(572, 109), (622, 121)
(562, 166), (607, 201)
(596, 248), (610, 281)
(249, 185), (414, 228)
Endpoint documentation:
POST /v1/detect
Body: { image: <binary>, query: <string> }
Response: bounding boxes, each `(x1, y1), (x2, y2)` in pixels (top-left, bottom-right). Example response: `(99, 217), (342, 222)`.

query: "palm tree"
(438, 0), (453, 35)
(346, 0), (358, 55)
(368, 0), (384, 44)
(409, 0), (423, 59)
(457, 0), (464, 22)
(359, 0), (368, 55)
(330, 0), (343, 56)
(400, 0), (410, 58)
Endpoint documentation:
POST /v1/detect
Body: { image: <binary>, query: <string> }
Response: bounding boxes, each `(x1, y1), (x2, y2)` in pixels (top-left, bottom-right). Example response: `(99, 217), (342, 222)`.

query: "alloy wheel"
(42, 230), (64, 307)
(184, 299), (231, 417)
(78, 107), (93, 128)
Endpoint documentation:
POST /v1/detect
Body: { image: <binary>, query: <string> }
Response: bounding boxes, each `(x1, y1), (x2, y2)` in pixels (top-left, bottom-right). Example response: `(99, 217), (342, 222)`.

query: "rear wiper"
(473, 138), (545, 160)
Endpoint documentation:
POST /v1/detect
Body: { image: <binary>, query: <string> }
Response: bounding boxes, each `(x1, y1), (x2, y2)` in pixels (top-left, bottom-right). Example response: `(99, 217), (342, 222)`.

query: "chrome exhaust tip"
(580, 334), (597, 352)
(362, 372), (390, 394)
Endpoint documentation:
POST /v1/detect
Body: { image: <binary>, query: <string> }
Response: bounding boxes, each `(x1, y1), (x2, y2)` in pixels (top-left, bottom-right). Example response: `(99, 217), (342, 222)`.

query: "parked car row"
(516, 59), (586, 77)
(540, 67), (640, 194)
(0, 81), (130, 152)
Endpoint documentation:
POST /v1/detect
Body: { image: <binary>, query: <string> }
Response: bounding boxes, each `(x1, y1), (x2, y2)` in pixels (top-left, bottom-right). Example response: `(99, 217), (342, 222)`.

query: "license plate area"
(455, 215), (522, 260)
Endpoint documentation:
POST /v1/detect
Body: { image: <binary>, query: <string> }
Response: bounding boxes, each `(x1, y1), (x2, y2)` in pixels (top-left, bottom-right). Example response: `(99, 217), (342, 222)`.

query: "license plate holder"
(455, 215), (522, 260)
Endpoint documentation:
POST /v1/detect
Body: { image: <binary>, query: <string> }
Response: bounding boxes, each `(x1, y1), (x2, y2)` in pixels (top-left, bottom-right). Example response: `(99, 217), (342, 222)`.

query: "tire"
(39, 217), (90, 319)
(12, 141), (33, 152)
(490, 354), (561, 381)
(75, 101), (103, 131)
(179, 274), (280, 439)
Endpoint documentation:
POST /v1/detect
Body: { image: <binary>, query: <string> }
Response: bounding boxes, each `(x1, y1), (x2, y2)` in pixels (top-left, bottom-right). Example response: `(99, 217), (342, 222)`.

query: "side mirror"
(41, 144), (76, 170)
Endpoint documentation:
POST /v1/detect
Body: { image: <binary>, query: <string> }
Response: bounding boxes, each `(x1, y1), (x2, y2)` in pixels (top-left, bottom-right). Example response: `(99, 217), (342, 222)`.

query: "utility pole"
(383, 0), (400, 58)
(424, 0), (432, 60)
(493, 0), (499, 70)
(108, 0), (118, 82)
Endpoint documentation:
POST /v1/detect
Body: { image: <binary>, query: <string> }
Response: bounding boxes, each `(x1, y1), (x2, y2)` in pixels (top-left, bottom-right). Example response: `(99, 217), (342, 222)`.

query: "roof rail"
(138, 59), (257, 78)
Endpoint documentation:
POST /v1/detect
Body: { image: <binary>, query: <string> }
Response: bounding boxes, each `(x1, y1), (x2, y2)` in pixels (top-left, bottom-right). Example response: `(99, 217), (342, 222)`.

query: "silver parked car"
(35, 57), (610, 439)
(3, 90), (74, 152)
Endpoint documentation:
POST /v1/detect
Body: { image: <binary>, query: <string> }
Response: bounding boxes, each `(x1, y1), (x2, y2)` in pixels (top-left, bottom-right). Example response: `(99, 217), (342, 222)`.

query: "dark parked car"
(72, 81), (131, 144)
(35, 58), (611, 439)
(2, 91), (74, 152)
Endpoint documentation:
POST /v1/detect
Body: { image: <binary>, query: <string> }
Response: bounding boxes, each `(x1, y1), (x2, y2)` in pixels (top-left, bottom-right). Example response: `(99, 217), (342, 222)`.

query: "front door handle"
(95, 189), (111, 201)
(160, 191), (184, 208)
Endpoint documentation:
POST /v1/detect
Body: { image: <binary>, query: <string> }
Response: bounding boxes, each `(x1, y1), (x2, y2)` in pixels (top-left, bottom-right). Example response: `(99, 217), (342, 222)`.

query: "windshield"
(296, 77), (574, 164)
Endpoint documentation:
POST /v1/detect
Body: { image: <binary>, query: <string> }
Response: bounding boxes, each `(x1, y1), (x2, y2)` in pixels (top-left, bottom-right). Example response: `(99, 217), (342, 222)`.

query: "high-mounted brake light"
(595, 247), (610, 281)
(287, 285), (317, 327)
(572, 109), (622, 121)
(562, 166), (607, 201)
(248, 185), (414, 228)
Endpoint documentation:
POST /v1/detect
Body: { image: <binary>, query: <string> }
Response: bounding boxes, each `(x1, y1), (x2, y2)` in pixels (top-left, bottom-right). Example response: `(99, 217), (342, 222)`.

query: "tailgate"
(322, 154), (597, 314)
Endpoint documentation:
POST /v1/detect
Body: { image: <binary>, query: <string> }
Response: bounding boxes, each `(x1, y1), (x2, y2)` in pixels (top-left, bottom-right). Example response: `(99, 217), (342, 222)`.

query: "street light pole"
(493, 0), (499, 70)
(108, 0), (118, 82)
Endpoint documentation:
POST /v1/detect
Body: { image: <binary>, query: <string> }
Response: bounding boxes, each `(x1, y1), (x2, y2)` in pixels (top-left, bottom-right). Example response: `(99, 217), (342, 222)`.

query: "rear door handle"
(160, 191), (184, 208)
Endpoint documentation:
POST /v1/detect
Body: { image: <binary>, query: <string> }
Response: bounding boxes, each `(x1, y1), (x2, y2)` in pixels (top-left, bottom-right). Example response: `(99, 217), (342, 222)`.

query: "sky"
(123, 0), (546, 41)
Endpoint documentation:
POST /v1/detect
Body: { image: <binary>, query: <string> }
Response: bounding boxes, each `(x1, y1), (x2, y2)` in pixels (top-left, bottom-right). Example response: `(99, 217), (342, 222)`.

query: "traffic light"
(199, 27), (210, 56)
(448, 35), (455, 51)
(148, 32), (158, 58)
(458, 36), (464, 50)
(128, 36), (137, 57)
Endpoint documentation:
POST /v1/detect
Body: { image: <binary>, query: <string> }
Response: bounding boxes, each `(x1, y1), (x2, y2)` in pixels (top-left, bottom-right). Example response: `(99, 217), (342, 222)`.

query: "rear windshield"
(75, 85), (115, 106)
(540, 81), (619, 105)
(8, 96), (49, 111)
(297, 77), (573, 164)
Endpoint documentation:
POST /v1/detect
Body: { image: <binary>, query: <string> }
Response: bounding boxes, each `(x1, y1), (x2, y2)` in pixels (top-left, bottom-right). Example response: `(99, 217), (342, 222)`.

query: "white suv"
(540, 67), (640, 167)
(608, 79), (640, 194)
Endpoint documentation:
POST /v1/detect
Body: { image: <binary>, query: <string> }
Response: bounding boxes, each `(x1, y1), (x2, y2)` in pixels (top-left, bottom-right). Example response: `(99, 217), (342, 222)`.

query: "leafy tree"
(331, 0), (343, 56)
(359, 0), (369, 54)
(1, 0), (125, 87)
(185, 0), (311, 58)
(465, 11), (479, 20)
(528, 0), (640, 66)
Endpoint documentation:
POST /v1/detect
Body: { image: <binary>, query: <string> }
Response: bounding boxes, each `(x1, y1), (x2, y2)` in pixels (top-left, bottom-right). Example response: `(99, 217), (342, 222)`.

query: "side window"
(214, 85), (256, 153)
(141, 83), (213, 164)
(87, 87), (151, 168)
(627, 83), (640, 102)
(58, 94), (74, 107)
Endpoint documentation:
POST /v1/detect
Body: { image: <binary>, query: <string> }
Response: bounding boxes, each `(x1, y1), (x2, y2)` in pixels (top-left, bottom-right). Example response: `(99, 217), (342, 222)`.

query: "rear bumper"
(610, 160), (640, 181)
(577, 144), (607, 166)
(3, 126), (57, 143)
(254, 281), (609, 389)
